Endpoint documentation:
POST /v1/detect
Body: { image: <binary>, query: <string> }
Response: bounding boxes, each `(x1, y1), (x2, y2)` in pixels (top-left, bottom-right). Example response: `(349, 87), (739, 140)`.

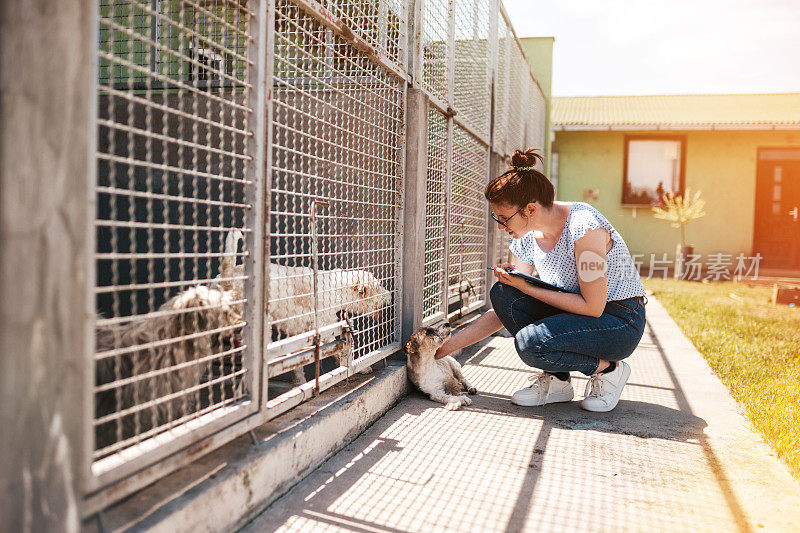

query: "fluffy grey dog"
(94, 285), (243, 452)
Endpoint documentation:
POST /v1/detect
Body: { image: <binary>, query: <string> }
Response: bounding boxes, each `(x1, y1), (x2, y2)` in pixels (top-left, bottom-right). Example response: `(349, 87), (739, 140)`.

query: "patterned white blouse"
(509, 202), (645, 301)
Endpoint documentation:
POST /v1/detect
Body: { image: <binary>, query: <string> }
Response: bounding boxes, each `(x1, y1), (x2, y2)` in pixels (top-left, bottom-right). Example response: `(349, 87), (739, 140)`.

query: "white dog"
(404, 324), (477, 410)
(218, 231), (392, 384)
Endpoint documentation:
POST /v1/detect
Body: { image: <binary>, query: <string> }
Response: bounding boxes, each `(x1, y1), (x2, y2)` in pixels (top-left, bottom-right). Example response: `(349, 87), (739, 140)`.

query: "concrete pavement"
(242, 295), (800, 532)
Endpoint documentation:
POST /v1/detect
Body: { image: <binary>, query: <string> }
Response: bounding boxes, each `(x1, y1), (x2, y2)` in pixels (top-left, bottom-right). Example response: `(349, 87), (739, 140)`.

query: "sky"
(502, 0), (800, 97)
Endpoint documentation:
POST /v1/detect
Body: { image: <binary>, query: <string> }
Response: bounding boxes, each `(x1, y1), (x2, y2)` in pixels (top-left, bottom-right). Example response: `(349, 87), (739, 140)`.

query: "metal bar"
(95, 344), (246, 394)
(351, 342), (401, 374)
(96, 186), (251, 210)
(401, 88), (429, 343)
(96, 250), (248, 261)
(421, 312), (447, 327)
(406, 0), (425, 85)
(447, 298), (484, 322)
(267, 320), (348, 355)
(98, 85), (253, 135)
(242, 0), (269, 425)
(96, 152), (253, 184)
(263, 366), (349, 419)
(378, 0), (389, 62)
(86, 398), (253, 491)
(150, 0), (159, 74)
(310, 199), (329, 395)
(483, 151), (503, 310)
(95, 218), (254, 232)
(93, 368), (248, 429)
(442, 114), (453, 321)
(447, 0), (455, 106)
(267, 336), (349, 378)
(95, 119), (252, 161)
(82, 0), (102, 502)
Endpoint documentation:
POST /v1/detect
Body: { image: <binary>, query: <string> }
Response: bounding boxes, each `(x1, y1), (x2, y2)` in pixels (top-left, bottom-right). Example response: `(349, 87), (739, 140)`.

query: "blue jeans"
(489, 282), (647, 376)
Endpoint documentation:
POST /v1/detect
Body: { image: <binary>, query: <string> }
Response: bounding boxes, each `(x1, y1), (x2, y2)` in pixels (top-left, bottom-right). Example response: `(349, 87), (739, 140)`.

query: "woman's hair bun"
(485, 146), (553, 208)
(510, 148), (544, 170)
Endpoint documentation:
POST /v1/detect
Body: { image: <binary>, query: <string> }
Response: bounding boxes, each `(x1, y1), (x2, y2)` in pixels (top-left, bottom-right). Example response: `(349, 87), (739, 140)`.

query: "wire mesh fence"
(86, 0), (546, 509)
(492, 9), (510, 154)
(267, 0), (403, 394)
(420, 0), (449, 106)
(506, 36), (528, 151)
(452, 0), (491, 140)
(422, 108), (449, 323)
(94, 0), (259, 486)
(448, 124), (489, 315)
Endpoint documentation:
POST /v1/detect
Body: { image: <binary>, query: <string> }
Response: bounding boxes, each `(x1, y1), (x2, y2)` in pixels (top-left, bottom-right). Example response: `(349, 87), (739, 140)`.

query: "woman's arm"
(434, 309), (503, 359)
(492, 229), (610, 317)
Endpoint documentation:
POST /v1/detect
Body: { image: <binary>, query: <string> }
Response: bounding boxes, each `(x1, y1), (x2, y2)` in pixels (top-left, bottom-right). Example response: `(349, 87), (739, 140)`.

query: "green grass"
(642, 277), (800, 479)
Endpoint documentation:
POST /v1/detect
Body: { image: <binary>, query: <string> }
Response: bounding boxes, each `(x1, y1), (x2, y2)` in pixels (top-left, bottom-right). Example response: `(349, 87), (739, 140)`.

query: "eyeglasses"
(490, 206), (525, 229)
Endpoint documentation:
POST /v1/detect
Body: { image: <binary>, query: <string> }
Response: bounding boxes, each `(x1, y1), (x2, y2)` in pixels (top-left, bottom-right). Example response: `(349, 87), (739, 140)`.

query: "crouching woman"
(434, 149), (647, 412)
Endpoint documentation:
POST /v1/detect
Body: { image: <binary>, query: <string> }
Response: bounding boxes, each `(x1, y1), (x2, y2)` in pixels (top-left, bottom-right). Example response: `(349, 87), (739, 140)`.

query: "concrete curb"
(88, 363), (409, 532)
(642, 294), (800, 530)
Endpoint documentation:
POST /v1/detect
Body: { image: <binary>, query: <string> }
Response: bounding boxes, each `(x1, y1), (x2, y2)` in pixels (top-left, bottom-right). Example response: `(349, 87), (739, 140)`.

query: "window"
(622, 136), (686, 206)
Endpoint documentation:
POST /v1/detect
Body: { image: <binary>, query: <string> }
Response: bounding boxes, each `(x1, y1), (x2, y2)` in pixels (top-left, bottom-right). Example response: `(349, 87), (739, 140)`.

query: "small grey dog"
(404, 324), (477, 410)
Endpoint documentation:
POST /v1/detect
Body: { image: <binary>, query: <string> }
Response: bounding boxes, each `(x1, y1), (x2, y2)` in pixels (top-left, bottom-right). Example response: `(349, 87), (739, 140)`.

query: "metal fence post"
(401, 88), (431, 343)
(0, 0), (95, 527)
(408, 0), (424, 88)
(483, 150), (506, 311)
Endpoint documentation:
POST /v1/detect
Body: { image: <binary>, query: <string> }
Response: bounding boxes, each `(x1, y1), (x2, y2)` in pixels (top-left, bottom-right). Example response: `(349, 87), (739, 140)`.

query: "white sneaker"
(581, 361), (631, 412)
(512, 372), (574, 406)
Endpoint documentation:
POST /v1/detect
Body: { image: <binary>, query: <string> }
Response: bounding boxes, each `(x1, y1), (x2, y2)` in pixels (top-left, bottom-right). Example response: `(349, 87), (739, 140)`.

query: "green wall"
(555, 129), (800, 261)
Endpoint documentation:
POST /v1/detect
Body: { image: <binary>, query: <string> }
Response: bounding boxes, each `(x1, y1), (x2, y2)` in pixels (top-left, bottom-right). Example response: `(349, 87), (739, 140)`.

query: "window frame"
(621, 134), (687, 207)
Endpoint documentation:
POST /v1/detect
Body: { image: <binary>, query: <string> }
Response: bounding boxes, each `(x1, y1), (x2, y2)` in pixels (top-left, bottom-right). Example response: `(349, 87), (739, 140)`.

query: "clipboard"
(489, 267), (572, 293)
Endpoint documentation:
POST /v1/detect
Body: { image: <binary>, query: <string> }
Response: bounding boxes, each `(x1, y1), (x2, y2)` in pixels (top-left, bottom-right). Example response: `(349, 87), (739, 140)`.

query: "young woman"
(434, 149), (647, 412)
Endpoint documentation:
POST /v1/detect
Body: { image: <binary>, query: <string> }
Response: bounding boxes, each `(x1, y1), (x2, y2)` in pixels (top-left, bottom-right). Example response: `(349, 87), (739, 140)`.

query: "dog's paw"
(459, 395), (472, 406)
(445, 400), (461, 411)
(467, 386), (477, 395)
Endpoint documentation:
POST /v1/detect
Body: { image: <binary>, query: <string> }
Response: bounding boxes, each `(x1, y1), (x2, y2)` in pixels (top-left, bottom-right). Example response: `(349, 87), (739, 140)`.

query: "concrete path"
(243, 295), (800, 532)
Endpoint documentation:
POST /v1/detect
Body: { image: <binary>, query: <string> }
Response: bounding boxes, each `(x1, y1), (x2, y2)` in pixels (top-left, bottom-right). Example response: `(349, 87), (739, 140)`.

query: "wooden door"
(753, 149), (800, 269)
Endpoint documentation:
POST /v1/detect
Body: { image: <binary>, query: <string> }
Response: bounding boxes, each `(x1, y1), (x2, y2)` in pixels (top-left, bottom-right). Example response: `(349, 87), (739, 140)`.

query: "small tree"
(651, 187), (706, 251)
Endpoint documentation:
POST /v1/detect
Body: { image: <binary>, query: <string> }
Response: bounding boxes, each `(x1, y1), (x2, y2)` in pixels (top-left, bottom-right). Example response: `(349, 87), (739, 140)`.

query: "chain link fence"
(86, 0), (546, 512)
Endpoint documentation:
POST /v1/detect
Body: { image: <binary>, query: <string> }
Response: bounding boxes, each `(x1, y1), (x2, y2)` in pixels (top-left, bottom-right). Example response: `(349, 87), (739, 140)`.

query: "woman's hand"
(491, 264), (527, 291)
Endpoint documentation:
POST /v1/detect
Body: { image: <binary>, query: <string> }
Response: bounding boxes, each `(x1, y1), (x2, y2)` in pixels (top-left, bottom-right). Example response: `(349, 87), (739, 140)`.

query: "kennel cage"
(81, 0), (546, 513)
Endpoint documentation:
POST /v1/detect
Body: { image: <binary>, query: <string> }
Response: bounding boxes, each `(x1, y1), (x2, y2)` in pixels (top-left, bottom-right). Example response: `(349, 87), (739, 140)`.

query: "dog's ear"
(404, 336), (419, 354)
(219, 230), (243, 291)
(354, 273), (369, 299)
